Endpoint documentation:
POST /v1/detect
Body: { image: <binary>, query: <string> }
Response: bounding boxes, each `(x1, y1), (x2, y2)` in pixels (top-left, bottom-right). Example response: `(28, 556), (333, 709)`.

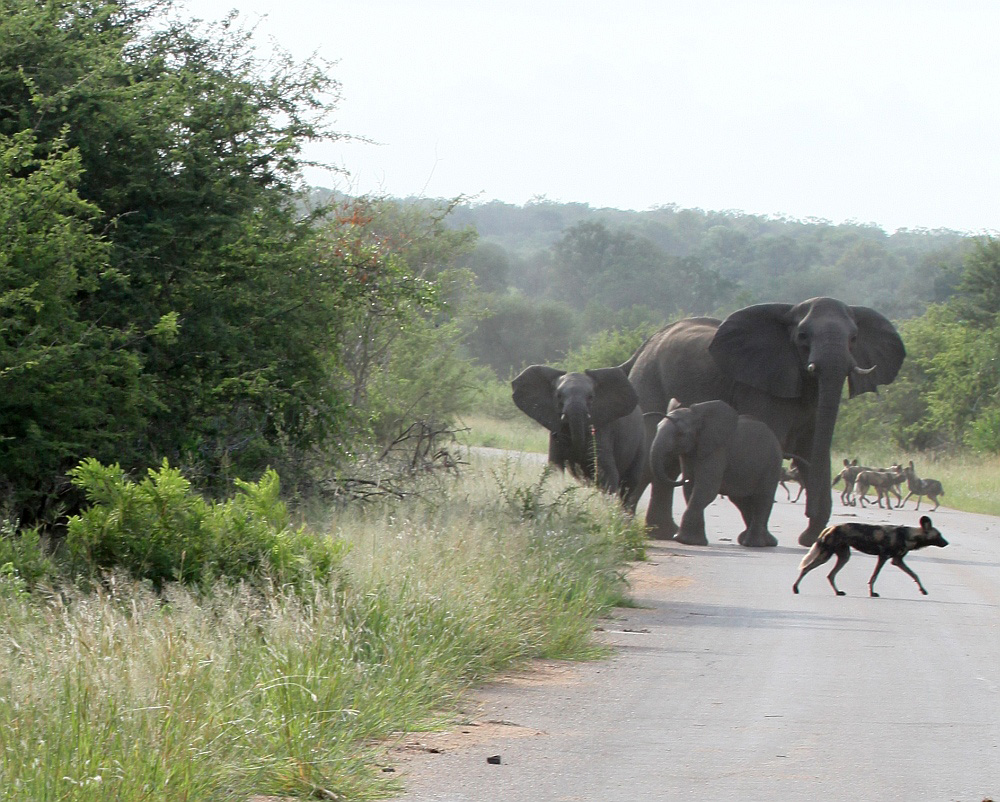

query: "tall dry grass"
(0, 453), (642, 801)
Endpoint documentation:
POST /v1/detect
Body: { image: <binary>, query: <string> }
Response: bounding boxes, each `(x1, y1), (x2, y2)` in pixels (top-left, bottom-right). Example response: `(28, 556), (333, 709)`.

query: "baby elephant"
(648, 398), (782, 547)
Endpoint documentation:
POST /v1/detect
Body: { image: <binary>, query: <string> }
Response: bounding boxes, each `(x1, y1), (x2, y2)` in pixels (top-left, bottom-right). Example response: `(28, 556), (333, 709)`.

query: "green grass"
(458, 413), (549, 453)
(0, 453), (642, 801)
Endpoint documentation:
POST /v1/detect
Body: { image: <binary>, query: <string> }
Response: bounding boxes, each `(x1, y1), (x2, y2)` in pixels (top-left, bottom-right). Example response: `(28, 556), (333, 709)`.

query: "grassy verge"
(0, 453), (643, 801)
(457, 413), (548, 454)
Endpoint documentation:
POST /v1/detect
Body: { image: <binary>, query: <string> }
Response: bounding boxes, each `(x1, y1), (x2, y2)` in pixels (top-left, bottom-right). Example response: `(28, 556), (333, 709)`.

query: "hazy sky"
(180, 0), (999, 233)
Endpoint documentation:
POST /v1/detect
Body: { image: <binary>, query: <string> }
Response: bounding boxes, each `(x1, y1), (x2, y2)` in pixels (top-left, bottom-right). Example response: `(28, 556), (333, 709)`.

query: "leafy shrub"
(0, 523), (58, 591)
(964, 405), (1000, 453)
(562, 322), (658, 372)
(65, 459), (346, 590)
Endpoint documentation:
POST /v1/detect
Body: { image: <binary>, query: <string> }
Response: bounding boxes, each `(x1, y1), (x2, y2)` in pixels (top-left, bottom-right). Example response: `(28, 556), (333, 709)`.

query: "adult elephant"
(511, 365), (646, 514)
(624, 298), (905, 546)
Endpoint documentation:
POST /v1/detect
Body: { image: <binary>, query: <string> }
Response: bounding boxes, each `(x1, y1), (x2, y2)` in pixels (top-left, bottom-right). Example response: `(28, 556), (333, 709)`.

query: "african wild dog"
(898, 460), (945, 511)
(831, 458), (863, 505)
(854, 466), (905, 509)
(779, 463), (804, 502)
(792, 515), (948, 597)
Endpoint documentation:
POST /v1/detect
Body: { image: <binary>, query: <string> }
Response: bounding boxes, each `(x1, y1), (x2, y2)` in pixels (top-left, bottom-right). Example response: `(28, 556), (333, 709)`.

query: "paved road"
(390, 484), (1000, 801)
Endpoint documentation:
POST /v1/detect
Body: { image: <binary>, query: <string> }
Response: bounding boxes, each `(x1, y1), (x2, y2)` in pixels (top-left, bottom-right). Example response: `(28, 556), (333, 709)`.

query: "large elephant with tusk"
(622, 298), (905, 546)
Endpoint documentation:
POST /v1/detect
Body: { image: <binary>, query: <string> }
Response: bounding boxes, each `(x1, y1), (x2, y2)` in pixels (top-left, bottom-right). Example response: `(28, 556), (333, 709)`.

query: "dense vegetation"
(0, 0), (480, 529)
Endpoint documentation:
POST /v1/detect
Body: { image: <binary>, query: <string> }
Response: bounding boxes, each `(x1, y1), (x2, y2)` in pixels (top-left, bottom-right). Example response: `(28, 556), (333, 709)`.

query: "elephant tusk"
(853, 364), (878, 376)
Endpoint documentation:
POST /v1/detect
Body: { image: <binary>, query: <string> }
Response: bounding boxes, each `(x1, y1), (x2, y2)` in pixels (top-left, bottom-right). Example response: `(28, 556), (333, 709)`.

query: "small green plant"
(65, 459), (346, 590)
(0, 521), (57, 590)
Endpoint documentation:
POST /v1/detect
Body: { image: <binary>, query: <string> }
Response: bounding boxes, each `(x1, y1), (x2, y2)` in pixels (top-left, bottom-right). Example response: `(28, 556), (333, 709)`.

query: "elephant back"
(625, 318), (728, 416)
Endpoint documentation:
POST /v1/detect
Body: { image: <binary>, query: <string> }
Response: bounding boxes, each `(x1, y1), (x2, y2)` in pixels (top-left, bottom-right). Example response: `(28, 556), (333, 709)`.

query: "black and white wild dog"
(792, 516), (948, 597)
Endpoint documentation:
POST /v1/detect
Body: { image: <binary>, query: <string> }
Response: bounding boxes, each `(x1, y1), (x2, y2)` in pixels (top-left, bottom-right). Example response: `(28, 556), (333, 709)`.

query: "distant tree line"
(437, 198), (970, 379)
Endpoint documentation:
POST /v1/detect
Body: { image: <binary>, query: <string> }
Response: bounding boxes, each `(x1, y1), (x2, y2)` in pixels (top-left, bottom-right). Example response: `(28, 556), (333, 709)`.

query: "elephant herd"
(512, 297), (906, 549)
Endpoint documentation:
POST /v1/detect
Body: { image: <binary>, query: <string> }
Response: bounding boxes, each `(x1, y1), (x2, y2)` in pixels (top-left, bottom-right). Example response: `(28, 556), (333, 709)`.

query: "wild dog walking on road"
(792, 516), (948, 597)
(832, 458), (863, 505)
(854, 466), (905, 509)
(898, 460), (945, 511)
(779, 462), (804, 502)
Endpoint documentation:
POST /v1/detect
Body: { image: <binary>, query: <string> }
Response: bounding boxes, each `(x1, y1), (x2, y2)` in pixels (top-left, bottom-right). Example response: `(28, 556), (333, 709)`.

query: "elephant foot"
(673, 530), (709, 546)
(646, 521), (678, 540)
(798, 524), (824, 548)
(738, 529), (778, 548)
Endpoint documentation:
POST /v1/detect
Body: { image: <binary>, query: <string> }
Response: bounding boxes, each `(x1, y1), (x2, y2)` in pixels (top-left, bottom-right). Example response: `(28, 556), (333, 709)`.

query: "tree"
(953, 237), (1000, 326)
(0, 131), (144, 519)
(0, 0), (350, 512)
(464, 294), (580, 378)
(315, 197), (477, 436)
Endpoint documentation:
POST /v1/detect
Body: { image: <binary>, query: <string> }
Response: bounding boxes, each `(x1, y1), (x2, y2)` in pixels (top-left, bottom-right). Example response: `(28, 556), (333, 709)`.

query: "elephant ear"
(585, 367), (639, 426)
(690, 400), (738, 459)
(847, 306), (906, 398)
(511, 365), (566, 431)
(708, 303), (802, 398)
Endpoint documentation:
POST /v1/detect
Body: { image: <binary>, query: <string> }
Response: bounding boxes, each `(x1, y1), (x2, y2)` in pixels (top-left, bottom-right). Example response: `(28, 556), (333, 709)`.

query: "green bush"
(0, 524), (57, 591)
(65, 459), (346, 590)
(965, 405), (1000, 453)
(561, 323), (658, 372)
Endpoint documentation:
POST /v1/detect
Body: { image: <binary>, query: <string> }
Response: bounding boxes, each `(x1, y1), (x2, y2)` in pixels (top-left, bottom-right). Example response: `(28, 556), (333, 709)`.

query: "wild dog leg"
(867, 554), (890, 597)
(891, 556), (928, 595)
(826, 547), (851, 596)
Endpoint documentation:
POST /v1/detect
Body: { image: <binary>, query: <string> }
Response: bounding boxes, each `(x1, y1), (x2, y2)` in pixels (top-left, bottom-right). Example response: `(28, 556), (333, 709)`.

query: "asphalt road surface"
(390, 479), (1000, 801)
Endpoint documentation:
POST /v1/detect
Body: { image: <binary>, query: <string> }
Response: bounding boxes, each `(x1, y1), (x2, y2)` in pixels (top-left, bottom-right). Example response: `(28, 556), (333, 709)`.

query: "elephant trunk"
(649, 421), (677, 487)
(563, 401), (594, 476)
(804, 357), (848, 528)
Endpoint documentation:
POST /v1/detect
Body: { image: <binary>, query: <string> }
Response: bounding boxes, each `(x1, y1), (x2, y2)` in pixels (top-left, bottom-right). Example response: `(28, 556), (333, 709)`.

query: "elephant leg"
(596, 462), (621, 496)
(675, 504), (709, 545)
(734, 495), (778, 548)
(620, 484), (640, 517)
(645, 465), (680, 540)
(799, 484), (831, 547)
(674, 481), (715, 546)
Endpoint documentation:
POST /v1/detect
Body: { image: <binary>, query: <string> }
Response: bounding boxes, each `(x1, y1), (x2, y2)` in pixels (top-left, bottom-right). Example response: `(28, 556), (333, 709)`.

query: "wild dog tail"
(798, 525), (837, 571)
(797, 541), (824, 572)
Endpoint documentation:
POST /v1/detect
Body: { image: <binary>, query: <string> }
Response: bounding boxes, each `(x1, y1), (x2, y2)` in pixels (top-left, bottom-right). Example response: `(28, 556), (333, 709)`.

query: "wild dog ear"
(919, 516), (932, 532)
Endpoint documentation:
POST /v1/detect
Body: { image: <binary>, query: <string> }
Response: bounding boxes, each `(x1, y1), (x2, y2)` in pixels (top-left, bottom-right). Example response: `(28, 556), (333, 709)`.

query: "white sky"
(180, 0), (1000, 233)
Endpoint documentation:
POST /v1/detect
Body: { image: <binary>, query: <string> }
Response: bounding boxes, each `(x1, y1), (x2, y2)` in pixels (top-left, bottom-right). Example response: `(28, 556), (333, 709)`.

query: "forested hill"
(444, 198), (971, 321)
(305, 189), (976, 385)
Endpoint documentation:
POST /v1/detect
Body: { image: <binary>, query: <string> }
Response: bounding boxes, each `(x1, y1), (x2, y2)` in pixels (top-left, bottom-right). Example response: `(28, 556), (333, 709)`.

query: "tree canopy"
(1, 0), (469, 519)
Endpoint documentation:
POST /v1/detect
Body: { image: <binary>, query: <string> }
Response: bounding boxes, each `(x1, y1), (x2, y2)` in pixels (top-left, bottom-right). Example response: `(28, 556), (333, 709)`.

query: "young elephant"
(648, 399), (782, 546)
(511, 365), (647, 513)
